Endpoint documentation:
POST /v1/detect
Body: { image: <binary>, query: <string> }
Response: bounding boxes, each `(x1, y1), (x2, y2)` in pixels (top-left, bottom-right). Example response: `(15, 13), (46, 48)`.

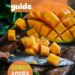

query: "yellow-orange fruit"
(40, 45), (50, 56)
(27, 5), (75, 43)
(15, 18), (26, 30)
(8, 29), (16, 41)
(40, 25), (51, 37)
(50, 42), (61, 55)
(25, 48), (36, 55)
(47, 53), (60, 66)
(40, 36), (50, 46)
(27, 28), (39, 38)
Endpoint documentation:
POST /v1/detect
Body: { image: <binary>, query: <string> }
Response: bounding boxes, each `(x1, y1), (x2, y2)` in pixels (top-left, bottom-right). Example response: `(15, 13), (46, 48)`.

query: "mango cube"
(63, 17), (75, 28)
(50, 42), (61, 54)
(40, 25), (51, 37)
(27, 20), (43, 33)
(55, 23), (66, 34)
(15, 18), (26, 30)
(25, 48), (36, 55)
(47, 53), (60, 66)
(40, 36), (50, 46)
(40, 45), (50, 56)
(55, 37), (64, 43)
(27, 28), (39, 38)
(8, 29), (16, 41)
(42, 12), (60, 27)
(21, 37), (32, 47)
(47, 31), (58, 41)
(61, 31), (73, 43)
(69, 26), (75, 38)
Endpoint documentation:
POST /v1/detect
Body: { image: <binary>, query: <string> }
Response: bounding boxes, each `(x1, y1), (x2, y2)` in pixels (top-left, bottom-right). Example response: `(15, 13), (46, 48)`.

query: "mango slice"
(47, 31), (58, 41)
(61, 31), (73, 43)
(47, 53), (60, 66)
(15, 18), (26, 30)
(40, 45), (50, 56)
(40, 25), (51, 37)
(55, 23), (66, 34)
(27, 28), (39, 38)
(50, 42), (61, 55)
(8, 29), (16, 41)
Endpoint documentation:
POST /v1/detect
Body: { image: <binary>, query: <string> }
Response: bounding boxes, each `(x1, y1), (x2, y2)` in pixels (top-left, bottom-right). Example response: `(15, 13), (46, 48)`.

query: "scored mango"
(15, 18), (26, 30)
(40, 25), (51, 37)
(8, 29), (16, 41)
(27, 20), (44, 33)
(42, 12), (60, 27)
(27, 28), (39, 38)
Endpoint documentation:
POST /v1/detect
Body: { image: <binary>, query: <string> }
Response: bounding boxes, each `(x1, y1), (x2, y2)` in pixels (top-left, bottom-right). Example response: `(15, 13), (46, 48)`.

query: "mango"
(15, 18), (26, 30)
(27, 28), (39, 38)
(50, 42), (61, 55)
(8, 29), (16, 41)
(40, 45), (50, 56)
(47, 53), (60, 66)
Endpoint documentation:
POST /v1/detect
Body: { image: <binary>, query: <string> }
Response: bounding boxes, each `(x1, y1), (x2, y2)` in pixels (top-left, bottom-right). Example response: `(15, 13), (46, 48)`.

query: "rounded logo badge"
(8, 61), (33, 75)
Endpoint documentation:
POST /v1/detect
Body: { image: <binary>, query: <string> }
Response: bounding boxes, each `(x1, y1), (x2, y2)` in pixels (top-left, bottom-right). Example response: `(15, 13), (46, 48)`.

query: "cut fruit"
(47, 31), (58, 41)
(21, 37), (32, 47)
(25, 48), (36, 55)
(55, 23), (66, 34)
(42, 12), (60, 27)
(15, 18), (26, 30)
(27, 20), (43, 33)
(30, 36), (39, 53)
(40, 25), (51, 37)
(40, 36), (50, 46)
(27, 28), (39, 38)
(67, 6), (75, 17)
(50, 42), (61, 55)
(40, 45), (50, 56)
(47, 53), (60, 66)
(8, 29), (16, 41)
(69, 26), (75, 38)
(61, 31), (73, 43)
(63, 17), (75, 28)
(55, 37), (64, 43)
(27, 5), (75, 43)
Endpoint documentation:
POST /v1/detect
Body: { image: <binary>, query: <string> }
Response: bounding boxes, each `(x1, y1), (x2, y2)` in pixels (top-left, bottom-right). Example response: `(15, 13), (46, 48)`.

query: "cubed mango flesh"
(40, 25), (51, 37)
(27, 28), (39, 38)
(69, 26), (75, 38)
(42, 12), (60, 27)
(25, 48), (36, 55)
(40, 36), (50, 46)
(21, 37), (32, 47)
(47, 53), (60, 66)
(27, 20), (43, 33)
(8, 29), (16, 41)
(61, 31), (73, 43)
(15, 18), (26, 30)
(50, 42), (61, 55)
(55, 23), (66, 34)
(40, 45), (50, 56)
(47, 31), (58, 41)
(63, 17), (75, 28)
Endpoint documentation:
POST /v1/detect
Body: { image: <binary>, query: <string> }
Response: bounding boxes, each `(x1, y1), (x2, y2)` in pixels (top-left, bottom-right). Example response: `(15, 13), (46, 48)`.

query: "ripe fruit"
(27, 5), (75, 43)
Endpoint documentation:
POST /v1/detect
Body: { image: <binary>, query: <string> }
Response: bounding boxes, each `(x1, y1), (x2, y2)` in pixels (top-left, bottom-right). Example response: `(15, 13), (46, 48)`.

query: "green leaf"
(5, 4), (11, 8)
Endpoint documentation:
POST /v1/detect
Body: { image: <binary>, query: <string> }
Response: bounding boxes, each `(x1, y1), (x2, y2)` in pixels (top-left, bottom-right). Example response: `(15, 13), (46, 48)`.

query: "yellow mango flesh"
(50, 42), (61, 55)
(15, 18), (26, 30)
(8, 29), (16, 41)
(47, 53), (60, 66)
